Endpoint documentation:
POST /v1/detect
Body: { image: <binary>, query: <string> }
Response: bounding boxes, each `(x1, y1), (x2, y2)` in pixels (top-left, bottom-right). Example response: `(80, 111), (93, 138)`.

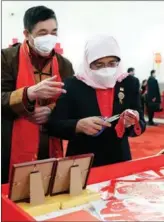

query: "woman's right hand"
(76, 117), (111, 136)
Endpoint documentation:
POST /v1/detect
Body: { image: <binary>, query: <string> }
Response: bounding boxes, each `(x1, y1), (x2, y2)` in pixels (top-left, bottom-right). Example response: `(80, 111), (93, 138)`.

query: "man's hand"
(27, 107), (51, 125)
(27, 76), (66, 101)
(123, 109), (139, 128)
(76, 117), (111, 136)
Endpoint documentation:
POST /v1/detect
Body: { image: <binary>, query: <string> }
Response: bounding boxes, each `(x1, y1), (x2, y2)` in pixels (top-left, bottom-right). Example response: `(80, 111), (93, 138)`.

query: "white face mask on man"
(91, 67), (118, 88)
(32, 34), (58, 55)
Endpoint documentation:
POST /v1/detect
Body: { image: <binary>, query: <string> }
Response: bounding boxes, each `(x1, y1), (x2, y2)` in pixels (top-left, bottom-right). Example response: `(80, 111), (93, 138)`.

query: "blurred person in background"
(127, 67), (135, 77)
(146, 70), (161, 126)
(1, 6), (74, 184)
(140, 79), (147, 113)
(127, 67), (140, 86)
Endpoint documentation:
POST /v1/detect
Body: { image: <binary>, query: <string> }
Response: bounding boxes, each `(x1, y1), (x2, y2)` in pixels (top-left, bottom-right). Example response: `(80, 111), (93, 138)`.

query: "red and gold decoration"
(154, 53), (162, 64)
(153, 52), (162, 75)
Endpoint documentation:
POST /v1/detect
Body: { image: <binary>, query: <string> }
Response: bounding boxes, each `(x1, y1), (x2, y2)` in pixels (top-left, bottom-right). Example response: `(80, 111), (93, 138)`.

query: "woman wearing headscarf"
(47, 35), (146, 167)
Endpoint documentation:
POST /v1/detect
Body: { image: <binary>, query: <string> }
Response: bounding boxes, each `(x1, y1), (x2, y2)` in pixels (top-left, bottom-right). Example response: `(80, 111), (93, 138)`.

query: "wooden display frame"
(8, 154), (94, 203)
(9, 158), (56, 203)
(50, 154), (94, 196)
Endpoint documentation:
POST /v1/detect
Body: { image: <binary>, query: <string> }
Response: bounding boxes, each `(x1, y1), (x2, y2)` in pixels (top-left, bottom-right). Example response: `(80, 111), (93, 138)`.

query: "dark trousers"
(38, 128), (50, 160)
(141, 96), (145, 113)
(147, 107), (155, 123)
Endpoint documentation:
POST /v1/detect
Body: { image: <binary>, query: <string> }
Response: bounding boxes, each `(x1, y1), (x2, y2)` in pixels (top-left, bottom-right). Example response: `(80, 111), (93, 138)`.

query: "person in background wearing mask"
(146, 70), (161, 126)
(1, 6), (74, 184)
(47, 35), (146, 167)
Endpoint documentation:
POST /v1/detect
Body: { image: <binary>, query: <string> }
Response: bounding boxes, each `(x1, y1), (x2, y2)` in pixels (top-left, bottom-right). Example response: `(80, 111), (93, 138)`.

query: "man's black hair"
(127, 67), (135, 73)
(150, 69), (156, 76)
(23, 6), (57, 33)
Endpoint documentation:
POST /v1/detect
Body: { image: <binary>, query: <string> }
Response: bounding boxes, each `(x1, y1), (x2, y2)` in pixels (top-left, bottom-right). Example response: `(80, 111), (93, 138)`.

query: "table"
(2, 155), (164, 221)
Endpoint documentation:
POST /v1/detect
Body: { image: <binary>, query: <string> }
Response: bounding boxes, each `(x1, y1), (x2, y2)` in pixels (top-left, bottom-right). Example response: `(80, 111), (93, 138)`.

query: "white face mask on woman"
(75, 35), (124, 89)
(91, 67), (117, 88)
(32, 34), (58, 55)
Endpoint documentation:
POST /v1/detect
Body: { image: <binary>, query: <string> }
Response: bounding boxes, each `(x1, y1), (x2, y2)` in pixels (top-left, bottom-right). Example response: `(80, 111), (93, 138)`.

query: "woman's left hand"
(122, 109), (139, 128)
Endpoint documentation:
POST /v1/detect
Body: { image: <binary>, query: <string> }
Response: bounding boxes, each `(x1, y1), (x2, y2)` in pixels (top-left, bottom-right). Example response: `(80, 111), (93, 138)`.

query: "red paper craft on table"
(159, 167), (164, 176)
(100, 198), (164, 221)
(101, 199), (137, 221)
(115, 181), (164, 201)
(99, 170), (163, 201)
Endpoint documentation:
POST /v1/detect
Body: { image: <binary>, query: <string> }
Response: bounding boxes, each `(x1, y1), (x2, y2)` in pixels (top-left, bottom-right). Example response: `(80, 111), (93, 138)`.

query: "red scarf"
(9, 41), (63, 178)
(96, 89), (114, 117)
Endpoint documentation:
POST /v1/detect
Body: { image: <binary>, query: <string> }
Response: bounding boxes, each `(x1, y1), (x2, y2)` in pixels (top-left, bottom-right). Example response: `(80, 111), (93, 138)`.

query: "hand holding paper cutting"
(123, 109), (139, 128)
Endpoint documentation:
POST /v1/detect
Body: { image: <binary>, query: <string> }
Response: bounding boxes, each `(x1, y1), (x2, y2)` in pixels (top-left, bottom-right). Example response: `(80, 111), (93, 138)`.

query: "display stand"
(30, 172), (45, 205)
(8, 158), (55, 203)
(70, 166), (83, 196)
(5, 154), (98, 217)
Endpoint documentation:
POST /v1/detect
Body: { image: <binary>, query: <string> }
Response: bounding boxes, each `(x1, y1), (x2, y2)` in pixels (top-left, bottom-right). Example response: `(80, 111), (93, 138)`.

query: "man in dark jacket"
(1, 6), (74, 184)
(146, 70), (161, 125)
(127, 67), (140, 85)
(127, 67), (140, 90)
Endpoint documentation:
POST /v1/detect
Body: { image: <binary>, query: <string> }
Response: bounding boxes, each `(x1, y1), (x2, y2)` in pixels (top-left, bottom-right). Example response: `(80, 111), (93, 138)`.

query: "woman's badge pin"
(118, 91), (125, 104)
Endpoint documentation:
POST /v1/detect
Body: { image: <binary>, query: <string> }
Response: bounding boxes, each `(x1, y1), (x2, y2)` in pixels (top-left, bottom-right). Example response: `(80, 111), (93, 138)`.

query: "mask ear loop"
(27, 35), (40, 55)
